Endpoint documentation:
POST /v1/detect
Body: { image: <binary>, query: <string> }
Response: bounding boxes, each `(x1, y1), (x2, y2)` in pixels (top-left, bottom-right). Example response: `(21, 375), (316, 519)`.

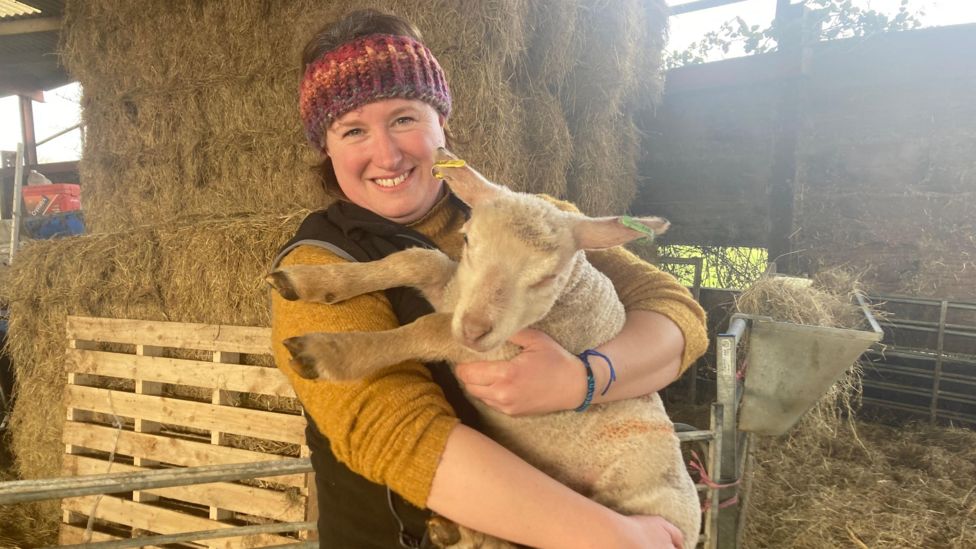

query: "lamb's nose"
(461, 313), (493, 347)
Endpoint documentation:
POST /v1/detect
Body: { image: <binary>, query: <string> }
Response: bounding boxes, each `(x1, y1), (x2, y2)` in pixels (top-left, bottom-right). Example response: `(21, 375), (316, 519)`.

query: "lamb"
(267, 148), (701, 548)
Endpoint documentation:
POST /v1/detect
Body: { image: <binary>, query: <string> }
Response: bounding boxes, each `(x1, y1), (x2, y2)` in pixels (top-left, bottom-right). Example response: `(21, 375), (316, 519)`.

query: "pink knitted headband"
(299, 33), (452, 150)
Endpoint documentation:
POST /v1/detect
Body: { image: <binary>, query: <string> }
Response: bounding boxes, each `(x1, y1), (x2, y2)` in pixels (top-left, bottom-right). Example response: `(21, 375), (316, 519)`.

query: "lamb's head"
(433, 148), (669, 352)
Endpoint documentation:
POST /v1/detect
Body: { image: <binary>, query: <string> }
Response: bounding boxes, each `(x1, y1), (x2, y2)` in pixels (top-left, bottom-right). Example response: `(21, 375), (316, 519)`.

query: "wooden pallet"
(60, 316), (311, 548)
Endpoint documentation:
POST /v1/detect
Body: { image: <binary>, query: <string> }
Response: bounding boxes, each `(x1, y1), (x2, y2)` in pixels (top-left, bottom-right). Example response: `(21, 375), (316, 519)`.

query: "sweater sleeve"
(541, 195), (709, 374)
(271, 245), (459, 507)
(586, 246), (708, 374)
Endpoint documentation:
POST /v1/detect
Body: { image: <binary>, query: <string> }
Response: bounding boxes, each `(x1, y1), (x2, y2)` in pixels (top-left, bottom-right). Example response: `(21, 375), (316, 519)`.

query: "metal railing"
(0, 458), (316, 548)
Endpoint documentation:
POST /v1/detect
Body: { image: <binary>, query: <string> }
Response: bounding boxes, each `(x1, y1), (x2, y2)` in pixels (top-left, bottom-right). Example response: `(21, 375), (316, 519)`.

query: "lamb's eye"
(462, 234), (469, 245)
(530, 274), (557, 289)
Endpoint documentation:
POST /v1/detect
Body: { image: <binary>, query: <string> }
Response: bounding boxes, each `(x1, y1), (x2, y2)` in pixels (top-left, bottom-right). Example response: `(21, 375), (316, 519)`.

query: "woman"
(271, 9), (708, 548)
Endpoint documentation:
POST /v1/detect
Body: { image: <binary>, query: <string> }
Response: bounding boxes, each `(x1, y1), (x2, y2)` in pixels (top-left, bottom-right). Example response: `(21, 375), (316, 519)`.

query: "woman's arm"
(456, 245), (707, 415)
(272, 245), (683, 547)
(429, 424), (683, 549)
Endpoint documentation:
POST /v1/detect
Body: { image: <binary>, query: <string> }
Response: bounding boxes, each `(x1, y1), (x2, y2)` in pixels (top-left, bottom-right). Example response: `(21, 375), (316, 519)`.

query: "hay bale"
(521, 0), (580, 89)
(63, 0), (669, 230)
(0, 212), (302, 487)
(515, 90), (574, 198)
(565, 109), (641, 215)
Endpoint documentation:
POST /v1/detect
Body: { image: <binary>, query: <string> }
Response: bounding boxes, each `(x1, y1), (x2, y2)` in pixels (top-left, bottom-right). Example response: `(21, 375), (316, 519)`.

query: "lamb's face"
(451, 197), (577, 352)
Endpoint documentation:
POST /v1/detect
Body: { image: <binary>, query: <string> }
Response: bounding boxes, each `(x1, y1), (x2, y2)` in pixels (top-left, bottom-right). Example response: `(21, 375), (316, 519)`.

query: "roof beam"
(0, 16), (61, 36)
(669, 0), (749, 16)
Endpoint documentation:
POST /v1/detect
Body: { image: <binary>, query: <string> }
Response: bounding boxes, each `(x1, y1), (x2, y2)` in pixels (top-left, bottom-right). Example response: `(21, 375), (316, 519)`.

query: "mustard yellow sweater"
(270, 195), (707, 508)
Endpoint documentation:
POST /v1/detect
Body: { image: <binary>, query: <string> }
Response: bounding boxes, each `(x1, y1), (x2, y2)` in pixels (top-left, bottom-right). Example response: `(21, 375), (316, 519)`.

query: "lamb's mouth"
(374, 169), (412, 188)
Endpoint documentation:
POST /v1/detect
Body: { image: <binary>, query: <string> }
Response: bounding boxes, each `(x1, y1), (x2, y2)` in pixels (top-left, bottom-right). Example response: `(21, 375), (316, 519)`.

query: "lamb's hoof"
(426, 515), (461, 547)
(282, 336), (321, 379)
(265, 271), (300, 301)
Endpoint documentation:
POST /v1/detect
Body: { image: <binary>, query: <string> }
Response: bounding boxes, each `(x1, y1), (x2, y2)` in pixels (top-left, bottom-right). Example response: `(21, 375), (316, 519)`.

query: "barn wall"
(638, 24), (976, 299)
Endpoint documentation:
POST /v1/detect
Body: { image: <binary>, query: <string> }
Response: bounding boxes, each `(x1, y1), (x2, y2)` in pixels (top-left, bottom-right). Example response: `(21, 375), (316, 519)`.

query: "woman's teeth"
(374, 171), (409, 188)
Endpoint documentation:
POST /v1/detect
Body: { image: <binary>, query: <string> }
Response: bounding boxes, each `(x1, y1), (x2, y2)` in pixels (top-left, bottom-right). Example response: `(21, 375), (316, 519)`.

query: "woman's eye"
(394, 116), (415, 126)
(342, 128), (363, 138)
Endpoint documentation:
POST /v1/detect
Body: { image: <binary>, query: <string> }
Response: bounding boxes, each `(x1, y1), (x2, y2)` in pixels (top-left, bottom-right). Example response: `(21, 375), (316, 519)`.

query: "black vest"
(273, 198), (479, 549)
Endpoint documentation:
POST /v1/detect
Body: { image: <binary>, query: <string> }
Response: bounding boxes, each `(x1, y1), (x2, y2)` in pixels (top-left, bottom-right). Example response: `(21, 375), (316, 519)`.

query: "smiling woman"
(324, 99), (447, 224)
(270, 7), (708, 549)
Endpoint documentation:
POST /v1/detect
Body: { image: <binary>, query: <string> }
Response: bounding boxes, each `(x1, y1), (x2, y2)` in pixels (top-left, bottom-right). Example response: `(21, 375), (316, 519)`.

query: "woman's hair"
(302, 10), (424, 67)
(302, 10), (452, 200)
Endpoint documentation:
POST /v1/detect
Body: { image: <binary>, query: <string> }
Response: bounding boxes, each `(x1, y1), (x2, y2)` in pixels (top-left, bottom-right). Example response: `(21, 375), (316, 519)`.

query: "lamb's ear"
(432, 147), (506, 207)
(572, 215), (670, 250)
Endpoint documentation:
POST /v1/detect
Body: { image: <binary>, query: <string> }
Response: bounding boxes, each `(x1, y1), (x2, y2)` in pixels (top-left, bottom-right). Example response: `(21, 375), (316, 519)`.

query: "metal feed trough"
(737, 291), (885, 435)
(693, 290), (883, 548)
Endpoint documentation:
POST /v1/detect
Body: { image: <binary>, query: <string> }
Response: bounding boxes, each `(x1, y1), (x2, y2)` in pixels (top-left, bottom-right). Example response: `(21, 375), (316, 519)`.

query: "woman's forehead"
(331, 98), (436, 127)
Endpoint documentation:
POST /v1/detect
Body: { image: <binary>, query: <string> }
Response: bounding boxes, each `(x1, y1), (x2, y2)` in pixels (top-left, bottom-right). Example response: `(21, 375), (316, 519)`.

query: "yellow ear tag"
(433, 159), (467, 169)
(433, 158), (466, 180)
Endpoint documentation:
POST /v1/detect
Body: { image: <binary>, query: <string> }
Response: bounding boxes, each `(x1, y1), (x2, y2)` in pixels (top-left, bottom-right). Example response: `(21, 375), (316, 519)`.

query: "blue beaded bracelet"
(574, 354), (596, 412)
(581, 349), (616, 396)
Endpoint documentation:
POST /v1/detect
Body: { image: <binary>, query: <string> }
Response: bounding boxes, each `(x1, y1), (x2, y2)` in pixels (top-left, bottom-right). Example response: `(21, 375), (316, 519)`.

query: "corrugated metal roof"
(0, 0), (66, 96)
(0, 0), (63, 20)
(0, 0), (41, 20)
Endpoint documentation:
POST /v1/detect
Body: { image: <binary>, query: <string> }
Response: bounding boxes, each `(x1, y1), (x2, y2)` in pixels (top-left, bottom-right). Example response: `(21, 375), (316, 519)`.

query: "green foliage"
(658, 244), (768, 289)
(627, 240), (768, 290)
(666, 0), (925, 69)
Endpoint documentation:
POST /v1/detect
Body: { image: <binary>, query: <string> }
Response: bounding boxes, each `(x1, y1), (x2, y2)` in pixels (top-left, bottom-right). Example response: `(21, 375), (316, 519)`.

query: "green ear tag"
(620, 216), (656, 242)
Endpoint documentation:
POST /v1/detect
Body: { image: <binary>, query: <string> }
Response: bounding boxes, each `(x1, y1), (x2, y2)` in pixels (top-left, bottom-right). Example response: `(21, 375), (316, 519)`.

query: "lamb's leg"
(427, 516), (518, 549)
(267, 248), (456, 307)
(284, 312), (482, 380)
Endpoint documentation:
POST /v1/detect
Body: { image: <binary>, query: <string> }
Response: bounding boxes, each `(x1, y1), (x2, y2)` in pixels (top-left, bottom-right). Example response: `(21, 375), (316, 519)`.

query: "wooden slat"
(61, 423), (306, 488)
(66, 316), (271, 355)
(64, 386), (306, 445)
(60, 524), (168, 548)
(61, 495), (296, 549)
(60, 524), (161, 547)
(66, 349), (297, 398)
(63, 455), (305, 523)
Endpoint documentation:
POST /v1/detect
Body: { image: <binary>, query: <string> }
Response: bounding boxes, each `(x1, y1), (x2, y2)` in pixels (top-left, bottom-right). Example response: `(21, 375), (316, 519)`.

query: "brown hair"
(302, 9), (452, 200)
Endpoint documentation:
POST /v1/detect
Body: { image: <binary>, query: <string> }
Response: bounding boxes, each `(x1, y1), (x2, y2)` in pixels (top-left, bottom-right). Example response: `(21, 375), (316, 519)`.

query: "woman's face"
(325, 98), (447, 224)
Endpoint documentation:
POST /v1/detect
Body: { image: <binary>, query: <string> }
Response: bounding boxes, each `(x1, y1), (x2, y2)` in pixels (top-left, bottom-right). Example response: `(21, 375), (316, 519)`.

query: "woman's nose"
(371, 130), (403, 170)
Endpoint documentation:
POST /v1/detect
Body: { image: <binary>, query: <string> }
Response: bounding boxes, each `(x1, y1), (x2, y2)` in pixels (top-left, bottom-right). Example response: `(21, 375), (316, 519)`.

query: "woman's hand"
(454, 328), (585, 415)
(623, 515), (685, 549)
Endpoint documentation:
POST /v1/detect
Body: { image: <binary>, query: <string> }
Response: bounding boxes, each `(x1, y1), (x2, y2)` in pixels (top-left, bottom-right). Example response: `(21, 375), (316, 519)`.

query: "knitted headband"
(299, 33), (452, 150)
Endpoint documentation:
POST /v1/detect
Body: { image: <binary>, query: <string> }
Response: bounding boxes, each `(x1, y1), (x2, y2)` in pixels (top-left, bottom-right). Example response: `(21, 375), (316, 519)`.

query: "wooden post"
(210, 351), (240, 521)
(131, 344), (163, 506)
(768, 1), (816, 274)
(18, 95), (37, 167)
(62, 338), (98, 528)
(930, 301), (948, 423)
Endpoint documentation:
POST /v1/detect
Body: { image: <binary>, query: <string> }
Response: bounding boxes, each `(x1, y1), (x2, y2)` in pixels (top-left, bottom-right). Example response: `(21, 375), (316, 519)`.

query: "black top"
(275, 197), (479, 548)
